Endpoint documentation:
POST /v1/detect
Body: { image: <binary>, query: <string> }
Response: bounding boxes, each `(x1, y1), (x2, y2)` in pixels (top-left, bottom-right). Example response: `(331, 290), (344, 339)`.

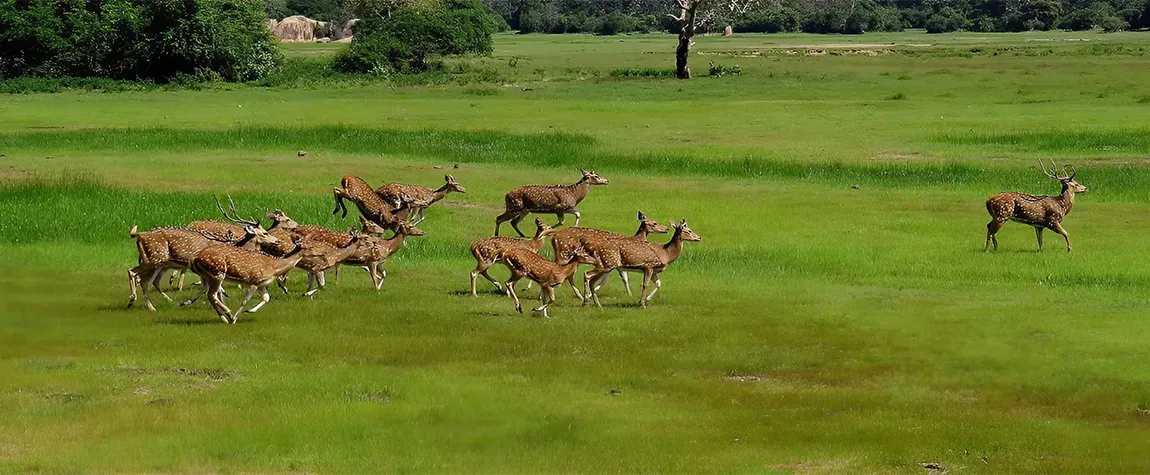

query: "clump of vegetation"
(0, 0), (281, 82)
(333, 0), (496, 74)
(609, 68), (677, 78)
(887, 92), (908, 100)
(707, 62), (742, 77)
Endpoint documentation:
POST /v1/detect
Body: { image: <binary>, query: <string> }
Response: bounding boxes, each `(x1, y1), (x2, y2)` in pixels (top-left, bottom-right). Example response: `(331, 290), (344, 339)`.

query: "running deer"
(296, 216), (388, 283)
(469, 218), (555, 296)
(582, 220), (701, 308)
(492, 246), (594, 318)
(341, 220), (427, 290)
(296, 230), (361, 297)
(127, 225), (276, 311)
(494, 170), (609, 237)
(985, 160), (1088, 252)
(182, 235), (306, 324)
(333, 175), (410, 231)
(174, 199), (299, 290)
(375, 175), (467, 225)
(550, 211), (670, 299)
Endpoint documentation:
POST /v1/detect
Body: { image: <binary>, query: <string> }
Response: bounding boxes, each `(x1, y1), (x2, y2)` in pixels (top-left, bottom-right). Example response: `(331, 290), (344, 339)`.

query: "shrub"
(707, 62), (741, 77)
(0, 0), (281, 82)
(334, 0), (495, 74)
(609, 68), (676, 78)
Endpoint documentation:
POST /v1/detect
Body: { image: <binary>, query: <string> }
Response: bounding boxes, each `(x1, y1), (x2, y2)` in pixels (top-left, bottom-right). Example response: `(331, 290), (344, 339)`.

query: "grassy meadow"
(2, 31), (1150, 473)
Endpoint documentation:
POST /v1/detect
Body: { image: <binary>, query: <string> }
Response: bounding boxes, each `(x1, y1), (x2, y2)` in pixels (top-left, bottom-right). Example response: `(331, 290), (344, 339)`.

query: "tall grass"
(938, 129), (1150, 154)
(4, 126), (1150, 201)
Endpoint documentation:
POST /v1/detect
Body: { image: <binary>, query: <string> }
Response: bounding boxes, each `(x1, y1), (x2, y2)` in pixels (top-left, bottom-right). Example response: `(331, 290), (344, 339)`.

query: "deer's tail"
(130, 225), (139, 238)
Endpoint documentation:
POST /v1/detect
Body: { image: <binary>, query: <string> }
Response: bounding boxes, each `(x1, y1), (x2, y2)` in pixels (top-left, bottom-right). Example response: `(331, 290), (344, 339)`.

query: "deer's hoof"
(515, 305), (523, 314)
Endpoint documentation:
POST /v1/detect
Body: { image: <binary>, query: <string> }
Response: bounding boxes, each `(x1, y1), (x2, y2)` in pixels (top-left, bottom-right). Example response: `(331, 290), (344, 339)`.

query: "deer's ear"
(637, 211), (646, 221)
(445, 174), (452, 181)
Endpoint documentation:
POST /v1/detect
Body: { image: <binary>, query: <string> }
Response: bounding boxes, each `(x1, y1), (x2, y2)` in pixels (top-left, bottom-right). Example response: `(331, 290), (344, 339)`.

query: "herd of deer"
(126, 159), (1083, 324)
(127, 170), (700, 323)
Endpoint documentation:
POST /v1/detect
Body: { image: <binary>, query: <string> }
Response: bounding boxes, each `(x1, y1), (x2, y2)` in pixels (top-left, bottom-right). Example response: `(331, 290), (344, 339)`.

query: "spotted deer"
(181, 235), (306, 324)
(985, 160), (1088, 252)
(492, 246), (594, 318)
(127, 225), (276, 312)
(295, 216), (388, 283)
(341, 220), (427, 290)
(582, 220), (701, 308)
(469, 218), (555, 296)
(550, 211), (670, 299)
(375, 175), (466, 225)
(174, 200), (299, 290)
(333, 175), (410, 231)
(494, 170), (609, 237)
(296, 230), (361, 297)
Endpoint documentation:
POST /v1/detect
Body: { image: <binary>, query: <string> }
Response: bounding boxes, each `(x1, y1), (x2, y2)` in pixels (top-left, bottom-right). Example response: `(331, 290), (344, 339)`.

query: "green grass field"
(3, 31), (1150, 473)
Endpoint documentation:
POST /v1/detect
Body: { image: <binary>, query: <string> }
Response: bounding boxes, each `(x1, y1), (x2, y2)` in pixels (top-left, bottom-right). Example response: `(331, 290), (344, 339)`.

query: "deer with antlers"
(376, 175), (466, 225)
(333, 175), (411, 231)
(581, 220), (701, 308)
(341, 220), (427, 290)
(470, 218), (555, 296)
(492, 245), (594, 318)
(985, 160), (1088, 252)
(550, 211), (670, 299)
(171, 200), (300, 290)
(494, 170), (609, 237)
(181, 234), (307, 324)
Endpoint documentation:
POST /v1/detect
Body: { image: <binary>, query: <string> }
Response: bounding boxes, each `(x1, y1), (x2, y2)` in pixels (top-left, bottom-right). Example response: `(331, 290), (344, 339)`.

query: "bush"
(707, 62), (741, 77)
(0, 0), (281, 82)
(594, 12), (642, 35)
(334, 0), (495, 74)
(609, 68), (677, 78)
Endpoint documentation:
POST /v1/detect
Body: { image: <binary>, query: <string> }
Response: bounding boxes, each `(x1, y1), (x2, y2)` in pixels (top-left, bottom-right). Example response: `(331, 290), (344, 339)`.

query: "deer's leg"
(471, 260), (498, 296)
(235, 285), (256, 314)
(127, 268), (142, 309)
(1050, 222), (1071, 252)
(533, 285), (555, 318)
(985, 219), (1005, 251)
(318, 271), (327, 289)
(495, 210), (517, 237)
(180, 280), (209, 307)
(645, 275), (663, 304)
(572, 210), (581, 227)
(276, 275), (289, 295)
(247, 286), (272, 313)
(332, 264), (340, 284)
(304, 272), (320, 297)
(565, 272), (585, 301)
(509, 212), (528, 238)
(1034, 226), (1044, 252)
(554, 213), (565, 227)
(506, 275), (523, 314)
(149, 268), (172, 302)
(140, 268), (165, 311)
(206, 278), (233, 323)
(638, 269), (654, 309)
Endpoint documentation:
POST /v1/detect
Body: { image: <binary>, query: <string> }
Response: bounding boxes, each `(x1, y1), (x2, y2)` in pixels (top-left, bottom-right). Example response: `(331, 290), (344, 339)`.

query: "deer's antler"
(215, 194), (260, 227)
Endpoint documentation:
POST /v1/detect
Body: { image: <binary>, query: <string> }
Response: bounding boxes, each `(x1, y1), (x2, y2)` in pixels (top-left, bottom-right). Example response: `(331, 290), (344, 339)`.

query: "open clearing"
(2, 32), (1150, 473)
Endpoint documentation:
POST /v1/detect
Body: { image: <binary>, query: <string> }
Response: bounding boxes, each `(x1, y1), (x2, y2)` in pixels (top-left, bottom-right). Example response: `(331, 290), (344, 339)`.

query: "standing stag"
(182, 235), (306, 324)
(550, 211), (670, 299)
(376, 175), (467, 225)
(341, 220), (427, 290)
(494, 170), (609, 237)
(469, 218), (555, 296)
(333, 175), (410, 231)
(492, 246), (594, 318)
(985, 160), (1088, 252)
(582, 220), (701, 308)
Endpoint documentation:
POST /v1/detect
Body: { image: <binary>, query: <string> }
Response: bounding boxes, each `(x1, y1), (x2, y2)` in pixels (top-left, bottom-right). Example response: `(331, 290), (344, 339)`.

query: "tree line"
(483, 0), (1150, 34)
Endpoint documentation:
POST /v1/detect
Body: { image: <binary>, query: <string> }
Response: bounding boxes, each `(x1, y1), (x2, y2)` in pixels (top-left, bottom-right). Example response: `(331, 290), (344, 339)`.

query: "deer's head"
(580, 169), (609, 186)
(244, 225), (281, 246)
(637, 211), (671, 234)
(443, 175), (467, 193)
(534, 217), (557, 238)
(673, 220), (702, 242)
(396, 220), (427, 237)
(358, 215), (388, 235)
(265, 209), (300, 230)
(1041, 159), (1087, 194)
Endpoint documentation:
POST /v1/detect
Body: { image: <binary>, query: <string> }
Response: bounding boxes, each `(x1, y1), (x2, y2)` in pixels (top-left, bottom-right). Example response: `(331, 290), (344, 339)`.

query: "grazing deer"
(296, 230), (361, 297)
(375, 175), (467, 225)
(985, 160), (1088, 252)
(492, 246), (593, 318)
(582, 220), (701, 308)
(182, 235), (306, 324)
(333, 175), (410, 231)
(341, 220), (427, 290)
(494, 170), (609, 237)
(550, 211), (670, 299)
(127, 225), (276, 312)
(470, 218), (555, 296)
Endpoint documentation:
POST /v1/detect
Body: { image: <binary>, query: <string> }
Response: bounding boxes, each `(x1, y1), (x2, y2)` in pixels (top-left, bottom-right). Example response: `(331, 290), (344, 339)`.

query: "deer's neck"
(1058, 185), (1076, 214)
(275, 247), (306, 275)
(559, 260), (582, 279)
(569, 179), (591, 204)
(234, 233), (256, 247)
(659, 228), (685, 265)
(633, 223), (648, 239)
(430, 185), (452, 204)
(335, 239), (360, 260)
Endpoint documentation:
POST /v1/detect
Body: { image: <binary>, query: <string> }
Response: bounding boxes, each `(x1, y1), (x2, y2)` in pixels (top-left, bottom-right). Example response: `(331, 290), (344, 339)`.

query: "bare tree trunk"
(671, 0), (701, 80)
